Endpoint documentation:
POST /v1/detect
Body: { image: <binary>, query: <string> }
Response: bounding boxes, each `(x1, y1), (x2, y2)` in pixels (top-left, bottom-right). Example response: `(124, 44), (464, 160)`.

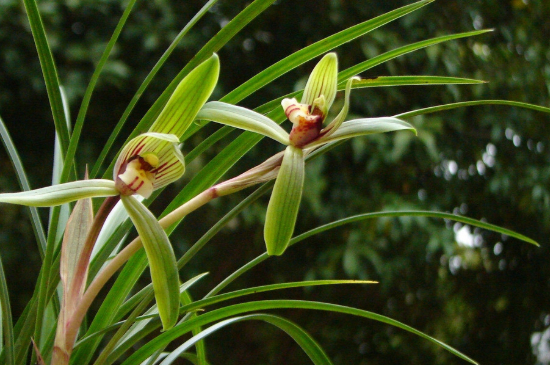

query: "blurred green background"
(1, 0), (549, 364)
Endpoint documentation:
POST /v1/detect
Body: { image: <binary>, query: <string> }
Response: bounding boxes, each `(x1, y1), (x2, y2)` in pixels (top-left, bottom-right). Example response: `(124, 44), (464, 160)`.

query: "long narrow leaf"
(0, 256), (14, 365)
(348, 75), (486, 87)
(90, 0), (221, 178)
(394, 100), (550, 118)
(101, 0), (278, 179)
(0, 116), (47, 256)
(180, 29), (494, 155)
(338, 29), (493, 81)
(206, 209), (539, 302)
(221, 0), (436, 104)
(51, 87), (72, 247)
(292, 211), (539, 246)
(21, 0), (69, 154)
(82, 280), (374, 361)
(160, 314), (333, 365)
(121, 300), (477, 365)
(61, 0), (139, 184)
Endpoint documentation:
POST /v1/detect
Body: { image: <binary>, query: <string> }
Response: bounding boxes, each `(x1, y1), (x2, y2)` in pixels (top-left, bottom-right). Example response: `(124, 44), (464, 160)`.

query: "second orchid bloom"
(197, 53), (416, 256)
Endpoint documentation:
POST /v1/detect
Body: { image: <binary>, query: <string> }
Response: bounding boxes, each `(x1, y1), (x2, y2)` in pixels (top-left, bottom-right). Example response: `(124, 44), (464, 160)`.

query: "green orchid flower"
(0, 54), (220, 330)
(196, 53), (416, 256)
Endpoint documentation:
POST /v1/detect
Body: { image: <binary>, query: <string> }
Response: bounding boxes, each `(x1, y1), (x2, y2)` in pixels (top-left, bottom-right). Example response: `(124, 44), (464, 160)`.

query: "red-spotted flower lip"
(113, 132), (185, 198)
(282, 98), (324, 147)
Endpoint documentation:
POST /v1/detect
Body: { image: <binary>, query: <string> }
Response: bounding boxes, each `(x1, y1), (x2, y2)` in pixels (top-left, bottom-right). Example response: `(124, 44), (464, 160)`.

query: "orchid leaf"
(308, 117), (416, 148)
(0, 256), (14, 365)
(109, 273), (209, 357)
(121, 300), (477, 365)
(121, 195), (180, 330)
(337, 29), (493, 82)
(394, 99), (550, 118)
(0, 180), (117, 207)
(344, 75), (487, 88)
(101, 0), (277, 180)
(79, 280), (372, 360)
(264, 146), (305, 256)
(52, 87), (72, 246)
(196, 102), (290, 145)
(21, 0), (69, 156)
(222, 0), (436, 104)
(292, 211), (540, 247)
(149, 55), (220, 139)
(0, 115), (47, 256)
(90, 0), (220, 178)
(159, 314), (333, 365)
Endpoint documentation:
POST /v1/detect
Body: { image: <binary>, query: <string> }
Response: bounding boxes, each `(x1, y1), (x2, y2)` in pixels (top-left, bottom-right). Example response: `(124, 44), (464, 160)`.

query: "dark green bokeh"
(0, 0), (549, 364)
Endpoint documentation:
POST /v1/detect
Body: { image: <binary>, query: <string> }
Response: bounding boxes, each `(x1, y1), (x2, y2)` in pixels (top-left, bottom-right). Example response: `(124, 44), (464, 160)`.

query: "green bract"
(195, 53), (416, 255)
(0, 54), (220, 331)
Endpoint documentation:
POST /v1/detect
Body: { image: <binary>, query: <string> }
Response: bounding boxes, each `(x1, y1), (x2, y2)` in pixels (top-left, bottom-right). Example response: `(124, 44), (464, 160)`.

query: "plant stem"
(53, 196), (119, 365)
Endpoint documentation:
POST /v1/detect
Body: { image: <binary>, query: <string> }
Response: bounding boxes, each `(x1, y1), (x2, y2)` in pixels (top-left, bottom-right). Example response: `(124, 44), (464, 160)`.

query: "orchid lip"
(113, 132), (185, 199)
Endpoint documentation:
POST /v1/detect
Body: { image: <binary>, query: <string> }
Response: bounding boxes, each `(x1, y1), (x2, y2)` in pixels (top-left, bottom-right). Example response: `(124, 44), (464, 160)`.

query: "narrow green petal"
(121, 195), (180, 330)
(306, 117), (416, 148)
(264, 146), (305, 256)
(0, 180), (117, 207)
(301, 53), (338, 112)
(196, 101), (290, 145)
(149, 54), (220, 138)
(321, 76), (360, 138)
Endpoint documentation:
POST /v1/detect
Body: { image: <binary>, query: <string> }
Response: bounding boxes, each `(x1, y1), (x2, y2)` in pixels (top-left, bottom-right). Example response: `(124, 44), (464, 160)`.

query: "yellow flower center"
(116, 153), (159, 198)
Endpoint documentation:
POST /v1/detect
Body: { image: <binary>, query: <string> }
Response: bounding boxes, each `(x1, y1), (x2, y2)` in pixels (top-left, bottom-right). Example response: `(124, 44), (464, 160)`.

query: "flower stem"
(70, 188), (217, 348)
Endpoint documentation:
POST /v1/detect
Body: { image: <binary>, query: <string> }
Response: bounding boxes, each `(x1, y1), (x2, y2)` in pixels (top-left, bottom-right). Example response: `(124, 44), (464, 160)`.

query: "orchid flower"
(196, 53), (416, 256)
(0, 54), (220, 330)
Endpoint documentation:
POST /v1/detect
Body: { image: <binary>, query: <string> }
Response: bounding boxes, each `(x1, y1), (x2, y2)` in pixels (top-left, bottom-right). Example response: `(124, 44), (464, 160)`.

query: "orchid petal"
(0, 180), (117, 207)
(306, 117), (416, 148)
(301, 53), (338, 113)
(321, 76), (360, 138)
(121, 195), (180, 330)
(196, 101), (290, 145)
(113, 133), (185, 198)
(264, 146), (305, 256)
(149, 54), (220, 138)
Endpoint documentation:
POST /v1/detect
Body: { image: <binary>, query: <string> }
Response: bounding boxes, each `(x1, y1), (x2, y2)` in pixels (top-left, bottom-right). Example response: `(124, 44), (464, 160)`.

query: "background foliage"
(0, 0), (549, 364)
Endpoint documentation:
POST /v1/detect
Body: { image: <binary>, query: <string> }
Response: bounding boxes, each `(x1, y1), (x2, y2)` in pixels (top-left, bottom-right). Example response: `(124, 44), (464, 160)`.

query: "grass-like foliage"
(0, 0), (546, 364)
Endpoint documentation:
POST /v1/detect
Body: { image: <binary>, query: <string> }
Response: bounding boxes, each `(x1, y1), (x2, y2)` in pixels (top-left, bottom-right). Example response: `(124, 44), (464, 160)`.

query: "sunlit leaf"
(0, 255), (14, 365)
(121, 300), (477, 365)
(160, 314), (333, 365)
